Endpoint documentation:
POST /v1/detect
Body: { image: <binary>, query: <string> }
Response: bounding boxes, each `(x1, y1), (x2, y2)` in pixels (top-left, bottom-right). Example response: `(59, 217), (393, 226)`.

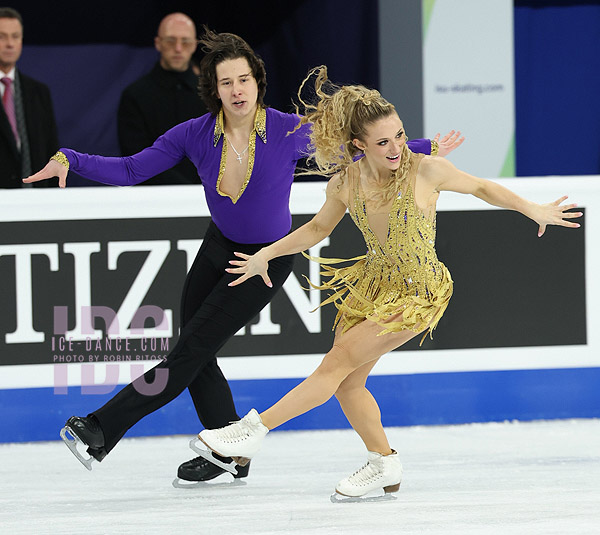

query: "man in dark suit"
(0, 7), (58, 189)
(118, 12), (207, 186)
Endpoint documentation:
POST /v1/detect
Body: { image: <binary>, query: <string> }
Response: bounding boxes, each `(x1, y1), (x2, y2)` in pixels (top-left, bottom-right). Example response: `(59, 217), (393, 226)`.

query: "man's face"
(215, 57), (259, 120)
(0, 17), (23, 73)
(154, 17), (197, 72)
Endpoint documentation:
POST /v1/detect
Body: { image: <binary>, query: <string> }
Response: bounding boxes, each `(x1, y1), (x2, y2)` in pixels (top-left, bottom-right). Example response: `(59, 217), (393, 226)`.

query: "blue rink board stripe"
(1, 367), (599, 443)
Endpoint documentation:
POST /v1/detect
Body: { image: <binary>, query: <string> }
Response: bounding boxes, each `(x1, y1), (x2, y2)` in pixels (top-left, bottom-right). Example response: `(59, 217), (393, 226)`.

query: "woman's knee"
(318, 342), (362, 376)
(335, 375), (368, 401)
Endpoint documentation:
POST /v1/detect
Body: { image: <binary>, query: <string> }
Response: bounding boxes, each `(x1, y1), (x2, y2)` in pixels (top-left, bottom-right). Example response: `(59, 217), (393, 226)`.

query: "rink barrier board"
(0, 178), (598, 442)
(1, 367), (599, 443)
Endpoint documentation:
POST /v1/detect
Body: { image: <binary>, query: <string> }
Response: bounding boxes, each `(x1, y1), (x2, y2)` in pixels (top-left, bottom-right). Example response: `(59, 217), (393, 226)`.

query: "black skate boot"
(172, 454), (250, 488)
(60, 415), (107, 470)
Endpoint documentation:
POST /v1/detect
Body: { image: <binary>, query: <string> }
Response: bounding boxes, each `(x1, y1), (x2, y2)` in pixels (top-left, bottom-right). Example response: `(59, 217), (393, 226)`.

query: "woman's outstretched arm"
(420, 156), (582, 237)
(227, 175), (348, 287)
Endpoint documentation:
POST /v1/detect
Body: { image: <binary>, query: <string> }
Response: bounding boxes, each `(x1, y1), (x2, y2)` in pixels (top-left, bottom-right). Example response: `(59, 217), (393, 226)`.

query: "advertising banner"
(0, 179), (597, 441)
(423, 0), (515, 177)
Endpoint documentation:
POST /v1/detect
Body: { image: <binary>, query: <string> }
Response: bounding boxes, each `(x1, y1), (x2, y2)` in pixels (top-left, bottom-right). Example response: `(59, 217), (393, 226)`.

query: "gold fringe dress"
(307, 152), (453, 342)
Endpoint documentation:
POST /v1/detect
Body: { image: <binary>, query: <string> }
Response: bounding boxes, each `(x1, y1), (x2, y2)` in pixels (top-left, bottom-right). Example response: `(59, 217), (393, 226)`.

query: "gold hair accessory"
(50, 151), (70, 170)
(430, 140), (439, 156)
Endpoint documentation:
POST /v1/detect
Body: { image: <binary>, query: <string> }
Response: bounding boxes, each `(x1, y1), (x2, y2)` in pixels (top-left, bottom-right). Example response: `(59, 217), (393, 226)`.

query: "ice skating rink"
(1, 419), (599, 535)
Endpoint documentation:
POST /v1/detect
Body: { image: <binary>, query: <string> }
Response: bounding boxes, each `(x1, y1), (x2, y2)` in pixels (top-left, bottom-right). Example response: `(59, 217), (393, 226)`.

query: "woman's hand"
(532, 196), (582, 237)
(435, 130), (465, 157)
(23, 159), (68, 188)
(226, 250), (272, 287)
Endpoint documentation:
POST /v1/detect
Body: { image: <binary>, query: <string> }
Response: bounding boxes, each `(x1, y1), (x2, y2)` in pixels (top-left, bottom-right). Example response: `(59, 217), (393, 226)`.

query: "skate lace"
(216, 420), (253, 443)
(347, 461), (382, 487)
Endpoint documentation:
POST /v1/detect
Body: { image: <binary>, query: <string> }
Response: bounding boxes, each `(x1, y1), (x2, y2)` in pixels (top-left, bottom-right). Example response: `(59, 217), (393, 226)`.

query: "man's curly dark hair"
(197, 27), (267, 116)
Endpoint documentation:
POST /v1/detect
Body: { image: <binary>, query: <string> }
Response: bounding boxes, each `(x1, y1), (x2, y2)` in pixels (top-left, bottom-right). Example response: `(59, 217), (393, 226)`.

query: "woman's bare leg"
(259, 343), (361, 429)
(334, 359), (389, 454)
(259, 318), (419, 431)
(334, 324), (419, 454)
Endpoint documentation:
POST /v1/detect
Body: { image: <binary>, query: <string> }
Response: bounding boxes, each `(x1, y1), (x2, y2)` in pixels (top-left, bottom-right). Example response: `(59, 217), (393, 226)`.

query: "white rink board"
(0, 176), (597, 390)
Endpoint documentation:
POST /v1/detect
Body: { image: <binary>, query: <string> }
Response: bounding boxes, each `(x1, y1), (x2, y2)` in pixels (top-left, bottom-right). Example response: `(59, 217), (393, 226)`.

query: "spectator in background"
(0, 7), (58, 188)
(118, 12), (207, 186)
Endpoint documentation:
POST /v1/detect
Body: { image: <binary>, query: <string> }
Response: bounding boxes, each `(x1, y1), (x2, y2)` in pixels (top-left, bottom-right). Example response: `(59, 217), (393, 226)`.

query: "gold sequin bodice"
(348, 154), (446, 303)
(305, 151), (453, 340)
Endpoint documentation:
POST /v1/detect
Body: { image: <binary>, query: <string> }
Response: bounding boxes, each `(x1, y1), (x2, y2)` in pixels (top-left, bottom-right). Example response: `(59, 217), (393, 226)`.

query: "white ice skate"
(196, 409), (269, 469)
(331, 450), (402, 503)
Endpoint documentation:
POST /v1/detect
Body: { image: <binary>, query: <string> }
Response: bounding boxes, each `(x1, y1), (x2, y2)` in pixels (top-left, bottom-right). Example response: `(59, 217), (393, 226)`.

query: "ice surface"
(1, 419), (599, 534)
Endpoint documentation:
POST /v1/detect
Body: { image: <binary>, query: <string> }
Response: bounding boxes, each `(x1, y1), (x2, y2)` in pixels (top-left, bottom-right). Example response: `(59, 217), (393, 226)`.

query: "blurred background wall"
(11, 0), (600, 181)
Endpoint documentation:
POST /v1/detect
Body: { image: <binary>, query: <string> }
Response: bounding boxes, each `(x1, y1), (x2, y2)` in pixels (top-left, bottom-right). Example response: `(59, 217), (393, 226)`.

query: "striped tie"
(1, 77), (20, 147)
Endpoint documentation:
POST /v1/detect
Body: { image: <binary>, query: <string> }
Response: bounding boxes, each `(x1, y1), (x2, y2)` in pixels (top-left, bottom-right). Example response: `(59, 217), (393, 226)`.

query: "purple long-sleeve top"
(61, 107), (432, 244)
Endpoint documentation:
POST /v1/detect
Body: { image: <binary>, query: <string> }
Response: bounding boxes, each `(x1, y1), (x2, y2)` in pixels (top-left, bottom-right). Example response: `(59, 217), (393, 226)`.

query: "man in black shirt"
(117, 12), (206, 185)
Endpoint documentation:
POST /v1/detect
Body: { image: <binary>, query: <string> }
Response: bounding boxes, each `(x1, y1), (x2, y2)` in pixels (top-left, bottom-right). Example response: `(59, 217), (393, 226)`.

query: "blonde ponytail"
(294, 66), (399, 177)
(293, 67), (413, 206)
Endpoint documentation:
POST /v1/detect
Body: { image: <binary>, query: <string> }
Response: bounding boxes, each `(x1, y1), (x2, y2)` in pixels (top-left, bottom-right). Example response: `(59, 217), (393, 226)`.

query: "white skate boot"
(331, 450), (402, 503)
(196, 409), (269, 468)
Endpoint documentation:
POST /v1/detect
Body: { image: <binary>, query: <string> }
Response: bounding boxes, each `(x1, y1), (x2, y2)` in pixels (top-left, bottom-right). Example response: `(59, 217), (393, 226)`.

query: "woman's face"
(354, 113), (407, 172)
(215, 57), (259, 120)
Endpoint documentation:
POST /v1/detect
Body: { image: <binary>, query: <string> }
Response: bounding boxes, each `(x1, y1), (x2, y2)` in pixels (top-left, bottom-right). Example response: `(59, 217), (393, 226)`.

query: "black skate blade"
(188, 438), (238, 475)
(171, 477), (247, 490)
(60, 426), (95, 471)
(330, 490), (397, 504)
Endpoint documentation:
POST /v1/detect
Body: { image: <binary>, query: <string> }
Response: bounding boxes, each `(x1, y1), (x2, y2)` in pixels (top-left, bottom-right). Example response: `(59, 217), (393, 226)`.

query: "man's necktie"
(1, 77), (20, 147)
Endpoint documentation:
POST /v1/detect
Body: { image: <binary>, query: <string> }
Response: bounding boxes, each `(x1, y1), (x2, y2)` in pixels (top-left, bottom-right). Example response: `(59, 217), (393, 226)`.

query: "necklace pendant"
(226, 134), (249, 165)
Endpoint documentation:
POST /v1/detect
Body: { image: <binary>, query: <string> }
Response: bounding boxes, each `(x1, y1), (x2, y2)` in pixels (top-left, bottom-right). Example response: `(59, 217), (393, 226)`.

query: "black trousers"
(92, 221), (294, 454)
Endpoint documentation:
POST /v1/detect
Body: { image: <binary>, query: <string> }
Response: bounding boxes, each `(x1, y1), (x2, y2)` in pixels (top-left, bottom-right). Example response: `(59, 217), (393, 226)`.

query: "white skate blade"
(188, 438), (239, 475)
(171, 477), (247, 490)
(60, 426), (95, 471)
(330, 489), (398, 504)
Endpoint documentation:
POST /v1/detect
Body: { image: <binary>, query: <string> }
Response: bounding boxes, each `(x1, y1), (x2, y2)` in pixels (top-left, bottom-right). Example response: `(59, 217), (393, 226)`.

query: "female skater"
(197, 67), (582, 499)
(23, 31), (459, 484)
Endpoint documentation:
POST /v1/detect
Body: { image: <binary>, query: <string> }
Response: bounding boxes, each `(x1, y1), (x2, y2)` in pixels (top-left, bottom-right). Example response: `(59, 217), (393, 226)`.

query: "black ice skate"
(172, 450), (250, 489)
(60, 416), (106, 471)
(172, 437), (249, 488)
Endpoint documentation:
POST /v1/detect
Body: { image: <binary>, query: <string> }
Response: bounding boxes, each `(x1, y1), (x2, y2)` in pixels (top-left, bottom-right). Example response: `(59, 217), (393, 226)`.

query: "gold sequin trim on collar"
(213, 106), (267, 147)
(214, 106), (267, 204)
(255, 106), (267, 144)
